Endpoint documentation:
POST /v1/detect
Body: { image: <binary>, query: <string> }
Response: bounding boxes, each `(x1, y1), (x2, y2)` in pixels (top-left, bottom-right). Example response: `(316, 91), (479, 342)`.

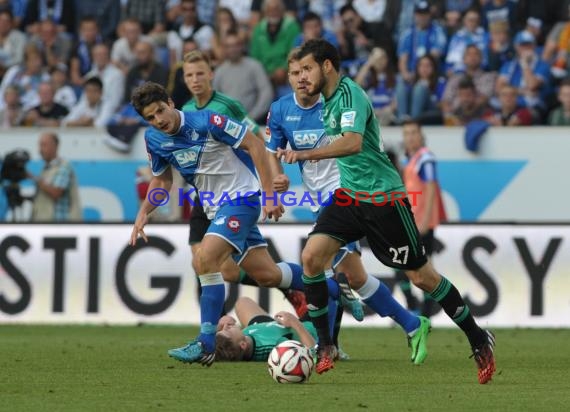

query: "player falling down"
(267, 48), (430, 366)
(215, 297), (317, 362)
(180, 50), (321, 319)
(128, 81), (359, 366)
(278, 39), (496, 384)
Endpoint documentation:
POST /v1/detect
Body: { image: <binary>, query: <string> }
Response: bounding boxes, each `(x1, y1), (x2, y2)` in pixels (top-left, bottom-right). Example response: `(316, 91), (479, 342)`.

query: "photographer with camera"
(27, 132), (82, 221)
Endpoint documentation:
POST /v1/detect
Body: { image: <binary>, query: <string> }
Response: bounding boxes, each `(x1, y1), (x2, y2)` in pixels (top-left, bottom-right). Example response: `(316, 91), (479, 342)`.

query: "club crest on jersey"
(209, 114), (227, 128)
(341, 111), (356, 127)
(329, 117), (337, 128)
(173, 146), (201, 168)
(224, 119), (243, 138)
(293, 129), (323, 149)
(227, 216), (240, 233)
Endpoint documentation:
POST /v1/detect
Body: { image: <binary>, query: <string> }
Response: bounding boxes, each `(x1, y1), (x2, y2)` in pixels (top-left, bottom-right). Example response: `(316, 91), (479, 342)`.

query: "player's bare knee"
(301, 248), (326, 275)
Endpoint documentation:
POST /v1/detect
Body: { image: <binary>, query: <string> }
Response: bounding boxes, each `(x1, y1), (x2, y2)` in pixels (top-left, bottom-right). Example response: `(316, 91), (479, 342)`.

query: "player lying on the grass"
(215, 297), (317, 361)
(128, 81), (360, 367)
(278, 39), (496, 384)
(266, 48), (430, 365)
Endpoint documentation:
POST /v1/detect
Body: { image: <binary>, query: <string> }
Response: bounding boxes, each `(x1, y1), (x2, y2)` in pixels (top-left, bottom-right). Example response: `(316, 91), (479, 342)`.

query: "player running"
(279, 40), (496, 384)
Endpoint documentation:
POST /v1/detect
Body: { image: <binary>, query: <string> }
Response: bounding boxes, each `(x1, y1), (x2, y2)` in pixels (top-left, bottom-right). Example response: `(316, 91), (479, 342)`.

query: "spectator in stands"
(22, 81), (69, 127)
(542, 4), (570, 80)
(0, 0), (27, 27)
(0, 43), (50, 111)
(0, 84), (24, 127)
(69, 16), (104, 88)
(396, 54), (446, 125)
(480, 0), (517, 37)
(75, 0), (121, 42)
(169, 0), (214, 53)
(250, 0), (298, 32)
(22, 0), (76, 36)
(435, 1), (478, 35)
(355, 47), (397, 126)
(487, 20), (514, 71)
(483, 84), (532, 125)
(444, 76), (488, 125)
(441, 44), (497, 118)
(111, 18), (148, 76)
(547, 78), (570, 125)
(0, 9), (26, 79)
(210, 7), (240, 66)
(121, 0), (166, 35)
(29, 19), (72, 72)
(293, 11), (339, 49)
(351, 0), (400, 60)
(249, 0), (300, 98)
(516, 0), (565, 47)
(217, 0), (252, 38)
(167, 37), (198, 108)
(85, 43), (125, 121)
(51, 64), (76, 111)
(124, 39), (168, 104)
(213, 29), (273, 124)
(495, 30), (552, 122)
(337, 4), (375, 77)
(29, 132), (82, 222)
(304, 0), (345, 33)
(445, 8), (489, 74)
(62, 76), (111, 127)
(397, 0), (447, 110)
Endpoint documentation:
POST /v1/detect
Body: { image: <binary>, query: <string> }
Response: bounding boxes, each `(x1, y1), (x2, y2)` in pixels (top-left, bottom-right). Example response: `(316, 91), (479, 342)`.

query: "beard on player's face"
(306, 67), (326, 96)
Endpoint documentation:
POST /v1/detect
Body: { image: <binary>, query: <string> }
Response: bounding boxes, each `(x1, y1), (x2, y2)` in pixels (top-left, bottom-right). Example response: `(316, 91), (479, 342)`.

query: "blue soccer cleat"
(168, 340), (215, 367)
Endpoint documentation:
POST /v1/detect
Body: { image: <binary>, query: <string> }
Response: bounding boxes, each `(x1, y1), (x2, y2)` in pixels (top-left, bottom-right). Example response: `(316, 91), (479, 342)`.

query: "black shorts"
(188, 196), (210, 245)
(248, 315), (273, 326)
(311, 195), (428, 270)
(421, 230), (434, 256)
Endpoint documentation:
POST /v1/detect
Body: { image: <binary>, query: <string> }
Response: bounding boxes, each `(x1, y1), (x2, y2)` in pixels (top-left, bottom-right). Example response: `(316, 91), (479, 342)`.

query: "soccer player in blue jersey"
(128, 82), (349, 367)
(266, 49), (430, 367)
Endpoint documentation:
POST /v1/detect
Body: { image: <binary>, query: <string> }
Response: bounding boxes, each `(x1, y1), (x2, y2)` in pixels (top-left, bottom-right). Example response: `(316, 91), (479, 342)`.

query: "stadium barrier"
(1, 223), (568, 328)
(1, 126), (568, 222)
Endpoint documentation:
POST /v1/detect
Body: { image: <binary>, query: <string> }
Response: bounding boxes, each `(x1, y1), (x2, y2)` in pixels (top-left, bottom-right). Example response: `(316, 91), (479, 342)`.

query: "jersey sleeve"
(145, 130), (170, 176)
(265, 102), (287, 153)
(339, 86), (370, 136)
(203, 109), (248, 148)
(226, 99), (260, 134)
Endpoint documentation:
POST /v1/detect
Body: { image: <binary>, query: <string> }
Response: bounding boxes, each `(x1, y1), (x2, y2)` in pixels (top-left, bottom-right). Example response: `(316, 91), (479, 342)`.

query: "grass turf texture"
(1, 326), (568, 412)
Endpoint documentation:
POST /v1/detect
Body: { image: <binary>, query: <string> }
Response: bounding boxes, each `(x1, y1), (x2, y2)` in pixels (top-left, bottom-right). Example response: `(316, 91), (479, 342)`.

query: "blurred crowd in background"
(1, 0), (570, 133)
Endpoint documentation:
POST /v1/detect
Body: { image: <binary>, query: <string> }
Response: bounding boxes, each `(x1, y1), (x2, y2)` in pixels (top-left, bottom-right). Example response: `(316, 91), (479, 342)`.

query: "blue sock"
(197, 273), (225, 352)
(326, 278), (339, 299)
(277, 262), (305, 290)
(327, 298), (338, 337)
(358, 275), (420, 334)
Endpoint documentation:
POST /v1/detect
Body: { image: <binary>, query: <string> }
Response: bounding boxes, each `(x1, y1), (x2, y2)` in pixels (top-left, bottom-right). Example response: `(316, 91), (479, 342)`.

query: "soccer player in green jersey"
(215, 297), (317, 362)
(278, 39), (496, 384)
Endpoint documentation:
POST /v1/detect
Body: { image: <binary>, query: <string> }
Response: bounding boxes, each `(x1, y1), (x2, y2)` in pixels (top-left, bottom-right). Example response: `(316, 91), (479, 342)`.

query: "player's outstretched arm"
(240, 130), (284, 221)
(267, 150), (289, 192)
(278, 131), (363, 163)
(129, 166), (173, 246)
(274, 311), (316, 349)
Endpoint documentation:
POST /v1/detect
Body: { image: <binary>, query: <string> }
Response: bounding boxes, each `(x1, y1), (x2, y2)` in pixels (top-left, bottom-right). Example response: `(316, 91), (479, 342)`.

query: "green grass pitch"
(1, 326), (569, 412)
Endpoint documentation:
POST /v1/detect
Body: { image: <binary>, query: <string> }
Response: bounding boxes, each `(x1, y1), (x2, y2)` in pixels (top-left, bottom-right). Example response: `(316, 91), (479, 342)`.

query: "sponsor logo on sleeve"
(209, 114), (227, 128)
(223, 119), (243, 138)
(340, 111), (356, 127)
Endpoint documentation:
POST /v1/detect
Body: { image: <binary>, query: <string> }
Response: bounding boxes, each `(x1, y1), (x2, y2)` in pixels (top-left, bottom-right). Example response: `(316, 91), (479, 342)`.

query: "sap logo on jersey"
(173, 146), (201, 168)
(340, 111), (356, 127)
(293, 129), (323, 148)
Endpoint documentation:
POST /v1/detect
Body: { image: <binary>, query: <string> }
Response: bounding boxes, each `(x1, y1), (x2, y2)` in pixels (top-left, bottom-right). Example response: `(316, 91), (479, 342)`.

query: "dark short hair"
(302, 11), (322, 24)
(84, 76), (103, 90)
(401, 118), (422, 129)
(297, 39), (340, 72)
(131, 82), (170, 115)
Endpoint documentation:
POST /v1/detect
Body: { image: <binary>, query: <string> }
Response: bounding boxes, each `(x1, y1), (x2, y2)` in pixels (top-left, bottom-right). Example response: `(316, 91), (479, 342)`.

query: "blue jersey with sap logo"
(266, 93), (340, 212)
(145, 110), (259, 218)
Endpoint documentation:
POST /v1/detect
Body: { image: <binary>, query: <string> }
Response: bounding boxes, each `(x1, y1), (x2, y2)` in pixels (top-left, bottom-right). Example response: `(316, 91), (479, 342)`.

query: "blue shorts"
(312, 208), (361, 269)
(205, 196), (267, 264)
